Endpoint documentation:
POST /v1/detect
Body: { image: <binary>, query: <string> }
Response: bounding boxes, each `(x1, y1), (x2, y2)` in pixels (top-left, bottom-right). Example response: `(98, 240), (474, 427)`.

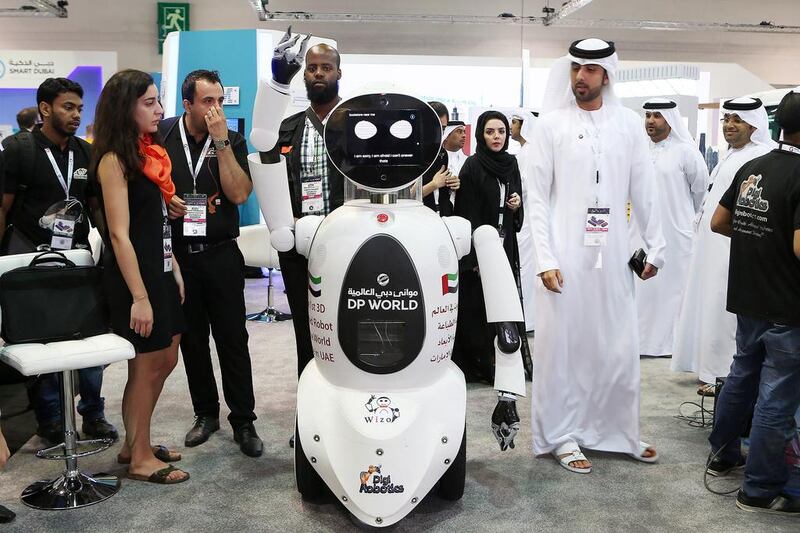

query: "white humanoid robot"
(248, 30), (526, 527)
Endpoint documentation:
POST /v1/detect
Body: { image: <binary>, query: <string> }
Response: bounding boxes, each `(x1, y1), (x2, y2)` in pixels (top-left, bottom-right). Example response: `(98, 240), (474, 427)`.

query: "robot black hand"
(272, 26), (312, 86)
(491, 392), (520, 451)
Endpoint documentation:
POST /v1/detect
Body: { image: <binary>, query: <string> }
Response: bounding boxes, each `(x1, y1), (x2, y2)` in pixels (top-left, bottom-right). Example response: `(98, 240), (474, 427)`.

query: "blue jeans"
(33, 366), (106, 425)
(709, 316), (800, 499)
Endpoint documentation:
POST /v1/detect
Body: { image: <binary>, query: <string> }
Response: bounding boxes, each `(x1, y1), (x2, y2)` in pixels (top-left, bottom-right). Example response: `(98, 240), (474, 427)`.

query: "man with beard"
(527, 39), (666, 474)
(631, 99), (708, 358)
(161, 70), (262, 456)
(0, 78), (117, 445)
(276, 43), (346, 378)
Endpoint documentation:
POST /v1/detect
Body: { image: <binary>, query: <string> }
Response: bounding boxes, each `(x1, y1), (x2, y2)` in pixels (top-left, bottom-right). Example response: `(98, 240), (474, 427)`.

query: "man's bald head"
(306, 43), (340, 68)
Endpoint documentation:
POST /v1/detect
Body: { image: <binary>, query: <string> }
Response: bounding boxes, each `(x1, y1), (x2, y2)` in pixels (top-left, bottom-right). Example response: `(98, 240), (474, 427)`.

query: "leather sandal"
(127, 464), (189, 485)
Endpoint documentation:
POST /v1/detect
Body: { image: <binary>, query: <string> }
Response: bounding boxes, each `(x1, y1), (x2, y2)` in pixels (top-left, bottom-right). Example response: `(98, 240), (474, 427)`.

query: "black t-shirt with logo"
(163, 115), (251, 247)
(1, 127), (93, 246)
(719, 142), (800, 325)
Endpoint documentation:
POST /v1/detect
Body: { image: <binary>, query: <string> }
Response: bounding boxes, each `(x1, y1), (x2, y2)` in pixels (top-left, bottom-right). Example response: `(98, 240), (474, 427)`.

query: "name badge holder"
(179, 118), (212, 237)
(162, 197), (173, 272)
(50, 214), (76, 250)
(301, 175), (324, 214)
(183, 193), (207, 237)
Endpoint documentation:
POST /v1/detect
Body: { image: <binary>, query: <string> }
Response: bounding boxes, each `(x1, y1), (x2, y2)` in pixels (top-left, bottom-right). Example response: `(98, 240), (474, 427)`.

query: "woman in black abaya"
(452, 111), (525, 382)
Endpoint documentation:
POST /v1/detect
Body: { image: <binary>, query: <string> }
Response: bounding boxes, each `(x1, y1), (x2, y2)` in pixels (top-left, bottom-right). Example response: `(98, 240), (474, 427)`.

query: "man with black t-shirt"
(0, 77), (115, 445)
(707, 89), (800, 515)
(162, 70), (262, 457)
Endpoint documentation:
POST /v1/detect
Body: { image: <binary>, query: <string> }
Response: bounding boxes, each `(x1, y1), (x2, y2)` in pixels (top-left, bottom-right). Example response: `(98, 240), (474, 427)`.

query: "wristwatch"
(213, 138), (230, 151)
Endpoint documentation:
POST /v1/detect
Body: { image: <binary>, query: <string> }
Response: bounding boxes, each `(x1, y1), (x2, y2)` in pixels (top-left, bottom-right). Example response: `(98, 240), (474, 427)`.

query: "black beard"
(572, 84), (603, 103)
(51, 114), (76, 137)
(305, 79), (339, 104)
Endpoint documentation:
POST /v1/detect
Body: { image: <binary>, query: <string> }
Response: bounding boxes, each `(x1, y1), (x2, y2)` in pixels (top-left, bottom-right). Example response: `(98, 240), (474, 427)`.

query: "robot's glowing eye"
(354, 120), (378, 140)
(389, 120), (413, 139)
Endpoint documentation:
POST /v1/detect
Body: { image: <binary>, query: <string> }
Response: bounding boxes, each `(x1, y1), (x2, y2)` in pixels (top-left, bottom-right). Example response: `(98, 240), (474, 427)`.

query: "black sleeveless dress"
(97, 170), (185, 353)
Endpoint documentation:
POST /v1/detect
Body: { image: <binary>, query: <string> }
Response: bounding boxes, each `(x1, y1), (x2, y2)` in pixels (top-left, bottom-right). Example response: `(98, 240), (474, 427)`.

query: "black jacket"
(277, 110), (345, 218)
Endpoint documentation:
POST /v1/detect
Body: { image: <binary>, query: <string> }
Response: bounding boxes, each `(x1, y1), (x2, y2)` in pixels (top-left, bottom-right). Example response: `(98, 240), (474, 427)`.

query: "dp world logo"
(0, 60), (5, 79)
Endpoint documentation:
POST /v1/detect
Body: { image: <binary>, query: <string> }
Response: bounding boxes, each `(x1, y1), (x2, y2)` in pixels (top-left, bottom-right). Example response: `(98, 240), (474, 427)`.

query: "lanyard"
(497, 181), (506, 230)
(179, 117), (212, 194)
(44, 148), (73, 199)
(578, 111), (603, 204)
(779, 142), (800, 156)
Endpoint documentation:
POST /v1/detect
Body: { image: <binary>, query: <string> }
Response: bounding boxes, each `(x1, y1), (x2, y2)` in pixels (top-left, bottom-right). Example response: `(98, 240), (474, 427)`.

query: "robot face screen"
(346, 109), (422, 167)
(325, 93), (442, 191)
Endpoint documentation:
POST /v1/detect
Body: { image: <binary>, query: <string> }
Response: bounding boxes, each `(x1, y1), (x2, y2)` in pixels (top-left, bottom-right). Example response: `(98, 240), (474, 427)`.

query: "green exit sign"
(158, 2), (190, 54)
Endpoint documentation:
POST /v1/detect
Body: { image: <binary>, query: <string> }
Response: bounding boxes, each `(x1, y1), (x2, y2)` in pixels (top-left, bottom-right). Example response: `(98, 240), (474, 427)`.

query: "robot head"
(324, 93), (442, 192)
(376, 397), (391, 407)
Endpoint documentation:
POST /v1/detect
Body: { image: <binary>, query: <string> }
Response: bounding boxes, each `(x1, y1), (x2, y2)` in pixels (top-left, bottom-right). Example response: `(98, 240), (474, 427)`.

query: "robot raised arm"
(248, 27), (310, 252)
(472, 225), (527, 450)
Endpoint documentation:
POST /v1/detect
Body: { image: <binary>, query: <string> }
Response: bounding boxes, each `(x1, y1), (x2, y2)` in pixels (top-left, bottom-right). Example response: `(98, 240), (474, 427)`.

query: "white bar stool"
(0, 250), (135, 510)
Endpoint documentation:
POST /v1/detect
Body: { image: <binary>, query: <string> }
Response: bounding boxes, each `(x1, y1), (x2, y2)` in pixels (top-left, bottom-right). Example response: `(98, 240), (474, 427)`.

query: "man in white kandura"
(527, 38), (666, 474)
(632, 98), (708, 357)
(513, 109), (538, 332)
(672, 97), (777, 394)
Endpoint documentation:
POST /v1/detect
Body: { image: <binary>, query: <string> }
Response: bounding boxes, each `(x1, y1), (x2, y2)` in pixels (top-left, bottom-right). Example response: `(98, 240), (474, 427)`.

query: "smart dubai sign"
(0, 51), (117, 87)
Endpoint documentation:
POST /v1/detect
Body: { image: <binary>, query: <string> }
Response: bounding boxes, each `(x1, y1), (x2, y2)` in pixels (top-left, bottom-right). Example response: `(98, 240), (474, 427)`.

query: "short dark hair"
(428, 101), (449, 120)
(16, 106), (38, 129)
(36, 77), (83, 107)
(181, 69), (224, 103)
(776, 91), (800, 136)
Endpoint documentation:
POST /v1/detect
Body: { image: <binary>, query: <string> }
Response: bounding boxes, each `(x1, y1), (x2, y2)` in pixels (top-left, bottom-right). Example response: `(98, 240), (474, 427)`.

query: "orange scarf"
(138, 134), (175, 203)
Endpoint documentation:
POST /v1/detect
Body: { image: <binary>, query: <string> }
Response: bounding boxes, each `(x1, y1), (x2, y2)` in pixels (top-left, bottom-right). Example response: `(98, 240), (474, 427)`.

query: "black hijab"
(474, 110), (518, 183)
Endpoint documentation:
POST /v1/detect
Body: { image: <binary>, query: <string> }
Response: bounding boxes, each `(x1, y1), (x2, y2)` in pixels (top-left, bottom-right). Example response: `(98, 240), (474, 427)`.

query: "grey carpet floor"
(0, 276), (796, 532)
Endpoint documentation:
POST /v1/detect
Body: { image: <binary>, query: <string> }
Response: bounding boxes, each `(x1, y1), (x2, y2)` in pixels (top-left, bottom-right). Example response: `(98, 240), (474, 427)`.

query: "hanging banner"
(158, 2), (190, 55)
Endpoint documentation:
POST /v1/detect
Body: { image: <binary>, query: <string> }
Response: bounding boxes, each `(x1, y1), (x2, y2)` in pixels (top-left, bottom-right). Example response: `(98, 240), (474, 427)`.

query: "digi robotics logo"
(358, 464), (404, 494)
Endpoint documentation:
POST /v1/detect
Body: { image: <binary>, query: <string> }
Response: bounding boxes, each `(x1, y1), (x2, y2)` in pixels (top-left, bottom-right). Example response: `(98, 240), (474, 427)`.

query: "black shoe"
(82, 417), (119, 442)
(706, 453), (746, 477)
(36, 421), (78, 445)
(736, 490), (800, 515)
(233, 423), (263, 458)
(0, 504), (15, 524)
(184, 416), (220, 447)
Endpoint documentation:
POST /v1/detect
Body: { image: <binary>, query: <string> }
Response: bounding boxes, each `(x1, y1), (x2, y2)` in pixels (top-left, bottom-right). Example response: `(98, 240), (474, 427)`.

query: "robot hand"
(272, 26), (312, 86)
(491, 391), (520, 451)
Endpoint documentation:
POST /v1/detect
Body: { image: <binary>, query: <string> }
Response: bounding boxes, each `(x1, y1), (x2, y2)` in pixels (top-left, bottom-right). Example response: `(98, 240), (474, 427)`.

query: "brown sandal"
(127, 464), (189, 484)
(117, 445), (182, 465)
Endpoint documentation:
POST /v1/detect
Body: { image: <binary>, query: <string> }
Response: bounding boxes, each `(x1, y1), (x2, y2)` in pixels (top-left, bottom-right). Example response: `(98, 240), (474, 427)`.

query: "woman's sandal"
(127, 464), (190, 485)
(117, 445), (182, 465)
(552, 441), (592, 474)
(627, 441), (658, 464)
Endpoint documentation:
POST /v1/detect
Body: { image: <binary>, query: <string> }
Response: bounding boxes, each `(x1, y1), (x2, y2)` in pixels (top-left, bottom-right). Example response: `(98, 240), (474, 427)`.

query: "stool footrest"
(36, 438), (114, 460)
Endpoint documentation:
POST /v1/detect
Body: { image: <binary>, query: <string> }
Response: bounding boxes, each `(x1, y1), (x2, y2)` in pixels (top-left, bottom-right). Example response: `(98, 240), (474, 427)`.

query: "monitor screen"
(226, 117), (246, 134)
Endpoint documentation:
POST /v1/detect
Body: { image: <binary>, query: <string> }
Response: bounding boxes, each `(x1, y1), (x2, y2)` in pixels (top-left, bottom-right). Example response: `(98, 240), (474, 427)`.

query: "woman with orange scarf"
(92, 70), (189, 484)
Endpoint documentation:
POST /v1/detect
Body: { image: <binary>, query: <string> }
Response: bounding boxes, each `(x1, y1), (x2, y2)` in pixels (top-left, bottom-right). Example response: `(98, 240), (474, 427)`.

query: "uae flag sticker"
(441, 272), (458, 295)
(309, 273), (322, 298)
